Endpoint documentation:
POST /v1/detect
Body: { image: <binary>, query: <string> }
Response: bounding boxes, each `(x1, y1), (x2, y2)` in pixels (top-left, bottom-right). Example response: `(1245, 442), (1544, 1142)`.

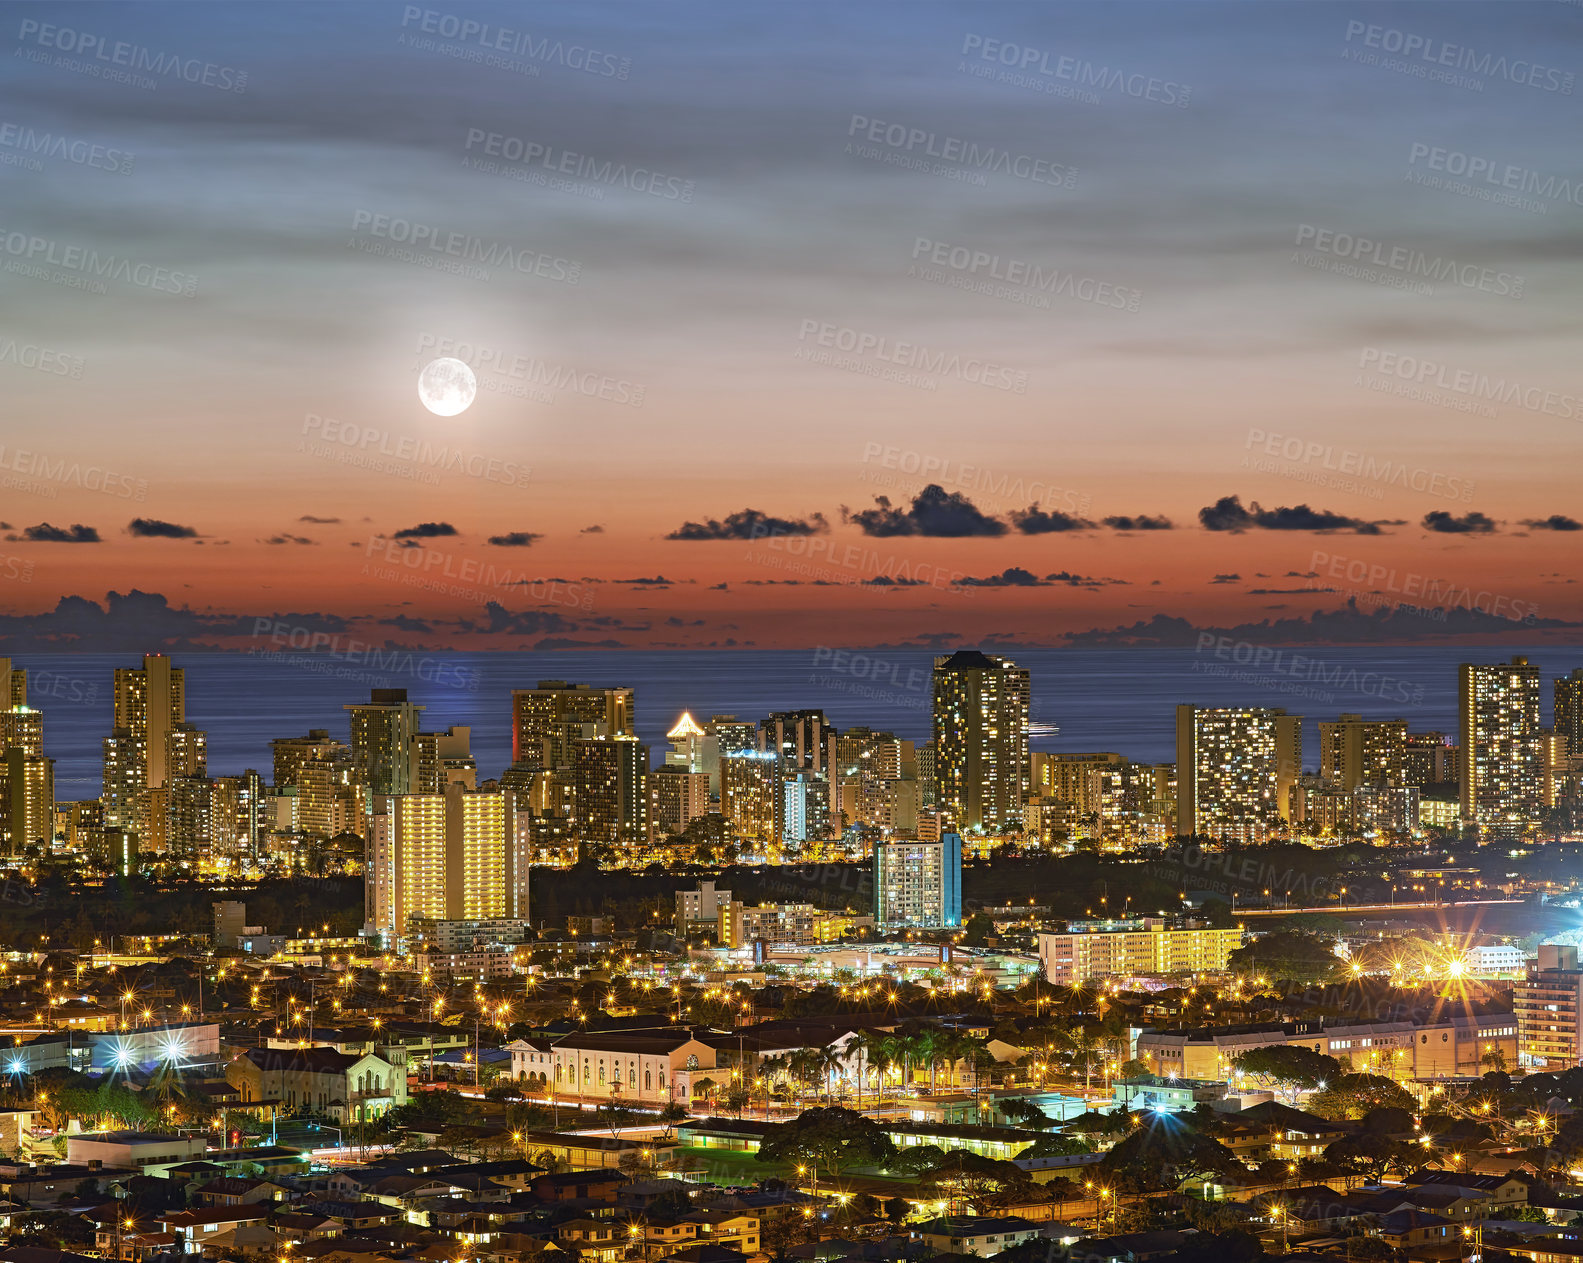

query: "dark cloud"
(580, 524), (605, 534)
(1046, 570), (1128, 587)
(1198, 495), (1386, 533)
(1521, 515), (1581, 531)
(299, 514), (341, 524)
(456, 603), (582, 637)
(128, 517), (199, 539)
(392, 521), (458, 540)
(379, 614), (433, 633)
(958, 567), (1045, 587)
(1209, 573), (1241, 584)
(1423, 510), (1497, 534)
(488, 531), (543, 547)
(864, 575), (928, 586)
(1248, 587), (1338, 595)
(0, 589), (350, 651)
(261, 534), (314, 545)
(1102, 514), (1174, 531)
(616, 575), (679, 585)
(844, 485), (1006, 537)
(1009, 505), (1096, 534)
(1066, 598), (1574, 647)
(666, 508), (827, 541)
(10, 523), (100, 543)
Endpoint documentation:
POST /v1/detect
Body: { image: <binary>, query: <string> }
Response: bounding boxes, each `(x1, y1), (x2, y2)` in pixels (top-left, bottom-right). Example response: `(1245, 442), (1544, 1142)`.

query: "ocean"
(15, 644), (1580, 798)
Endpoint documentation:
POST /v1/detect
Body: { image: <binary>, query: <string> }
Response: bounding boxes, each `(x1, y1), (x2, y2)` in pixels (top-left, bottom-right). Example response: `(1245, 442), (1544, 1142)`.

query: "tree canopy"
(1308, 1074), (1415, 1121)
(1230, 1044), (1342, 1105)
(757, 1106), (897, 1178)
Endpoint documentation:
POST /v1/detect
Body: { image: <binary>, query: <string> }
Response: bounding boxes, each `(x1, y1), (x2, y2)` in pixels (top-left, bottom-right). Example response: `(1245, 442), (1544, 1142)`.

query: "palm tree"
(911, 1028), (942, 1094)
(853, 1031), (889, 1108)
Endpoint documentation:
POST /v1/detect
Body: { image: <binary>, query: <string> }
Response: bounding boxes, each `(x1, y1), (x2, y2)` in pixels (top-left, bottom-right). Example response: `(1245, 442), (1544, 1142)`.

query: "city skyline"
(2, 3), (1581, 650)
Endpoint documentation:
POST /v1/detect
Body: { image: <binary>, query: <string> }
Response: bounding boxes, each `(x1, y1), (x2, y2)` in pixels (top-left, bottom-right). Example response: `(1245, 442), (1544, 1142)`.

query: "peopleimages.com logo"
(1358, 349), (1581, 420)
(14, 19), (248, 92)
(846, 115), (1077, 188)
(397, 7), (630, 78)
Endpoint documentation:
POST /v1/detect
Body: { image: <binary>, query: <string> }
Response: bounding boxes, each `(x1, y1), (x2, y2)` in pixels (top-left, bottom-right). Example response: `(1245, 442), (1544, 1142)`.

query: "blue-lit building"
(874, 832), (962, 928)
(88, 1022), (222, 1074)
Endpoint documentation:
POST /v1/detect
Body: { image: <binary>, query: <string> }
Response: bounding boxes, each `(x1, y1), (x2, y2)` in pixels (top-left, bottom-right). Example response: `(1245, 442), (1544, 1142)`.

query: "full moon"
(417, 357), (477, 416)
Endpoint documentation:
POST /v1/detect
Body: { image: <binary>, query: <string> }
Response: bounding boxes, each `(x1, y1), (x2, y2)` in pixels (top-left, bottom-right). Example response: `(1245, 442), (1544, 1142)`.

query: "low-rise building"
(67, 1131), (207, 1174)
(549, 1028), (718, 1104)
(1038, 921), (1244, 985)
(225, 1046), (406, 1123)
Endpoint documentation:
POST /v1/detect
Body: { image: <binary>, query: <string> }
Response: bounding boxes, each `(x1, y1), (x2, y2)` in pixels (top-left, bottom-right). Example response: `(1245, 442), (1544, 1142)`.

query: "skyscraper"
(571, 737), (650, 848)
(1460, 655), (1544, 828)
(270, 729), (346, 789)
(0, 706), (43, 758)
(665, 712), (706, 770)
(411, 726), (476, 793)
(650, 765), (710, 837)
(931, 650), (1030, 834)
(511, 681), (634, 768)
(759, 709), (834, 773)
(1, 747), (53, 851)
(113, 654), (184, 790)
(364, 783), (530, 943)
(346, 688), (424, 797)
(0, 659), (27, 709)
(721, 751), (781, 843)
(166, 723), (208, 780)
(1175, 705), (1302, 842)
(1318, 715), (1408, 790)
(702, 714), (758, 794)
(102, 729), (145, 832)
(1557, 669), (1583, 756)
(874, 834), (962, 928)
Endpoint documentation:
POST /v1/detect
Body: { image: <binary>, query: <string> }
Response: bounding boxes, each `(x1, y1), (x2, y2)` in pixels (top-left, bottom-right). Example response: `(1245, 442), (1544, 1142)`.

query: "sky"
(1, 0), (1580, 652)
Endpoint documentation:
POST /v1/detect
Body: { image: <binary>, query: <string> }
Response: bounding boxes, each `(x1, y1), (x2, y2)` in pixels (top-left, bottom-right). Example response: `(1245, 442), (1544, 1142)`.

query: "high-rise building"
(113, 654), (184, 790)
(1557, 669), (1583, 757)
(411, 726), (476, 793)
(0, 658), (27, 709)
(270, 729), (345, 789)
(0, 705), (42, 758)
(1460, 656), (1544, 828)
(571, 737), (649, 847)
(703, 715), (758, 794)
(1401, 731), (1457, 787)
(650, 765), (710, 837)
(166, 723), (208, 780)
(346, 688), (424, 797)
(2, 747), (54, 851)
(210, 771), (265, 863)
(931, 650), (1030, 834)
(364, 784), (530, 944)
(721, 751), (781, 843)
(1515, 945), (1583, 1068)
(1318, 715), (1408, 790)
(511, 681), (634, 769)
(781, 771), (828, 845)
(917, 742), (937, 810)
(665, 712), (706, 770)
(1175, 705), (1302, 842)
(759, 709), (834, 774)
(166, 776), (216, 859)
(102, 728), (145, 833)
(834, 728), (918, 833)
(874, 834), (962, 928)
